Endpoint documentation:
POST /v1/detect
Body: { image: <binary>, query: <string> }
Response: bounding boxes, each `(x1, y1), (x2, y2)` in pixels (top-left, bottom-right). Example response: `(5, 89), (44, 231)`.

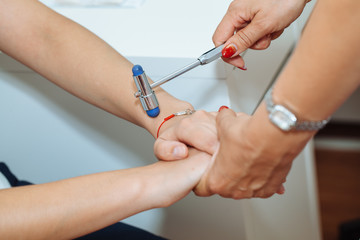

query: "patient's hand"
(154, 107), (291, 200)
(152, 148), (212, 208)
(154, 110), (219, 161)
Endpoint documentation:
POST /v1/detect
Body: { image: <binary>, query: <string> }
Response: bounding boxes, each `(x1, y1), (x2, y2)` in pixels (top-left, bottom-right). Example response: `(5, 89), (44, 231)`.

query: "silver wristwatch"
(264, 88), (330, 131)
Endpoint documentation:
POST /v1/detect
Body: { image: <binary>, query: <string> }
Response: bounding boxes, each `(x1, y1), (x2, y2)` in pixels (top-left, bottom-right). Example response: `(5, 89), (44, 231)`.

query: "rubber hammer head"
(132, 65), (160, 118)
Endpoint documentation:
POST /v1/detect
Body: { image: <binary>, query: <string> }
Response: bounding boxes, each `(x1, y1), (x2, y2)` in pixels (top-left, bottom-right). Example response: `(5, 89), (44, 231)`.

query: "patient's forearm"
(0, 151), (209, 239)
(0, 0), (191, 137)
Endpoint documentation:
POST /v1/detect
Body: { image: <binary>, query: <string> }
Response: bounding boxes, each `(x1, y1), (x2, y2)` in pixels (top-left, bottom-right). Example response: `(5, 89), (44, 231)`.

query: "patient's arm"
(0, 0), (213, 238)
(0, 0), (191, 139)
(0, 149), (210, 239)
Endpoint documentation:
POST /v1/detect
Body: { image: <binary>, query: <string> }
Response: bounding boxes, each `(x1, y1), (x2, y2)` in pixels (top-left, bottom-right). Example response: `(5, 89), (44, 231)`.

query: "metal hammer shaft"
(134, 44), (224, 97)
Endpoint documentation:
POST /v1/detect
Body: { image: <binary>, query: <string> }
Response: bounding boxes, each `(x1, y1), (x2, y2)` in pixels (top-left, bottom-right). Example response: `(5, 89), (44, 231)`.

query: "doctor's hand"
(214, 0), (309, 68)
(154, 110), (219, 161)
(194, 106), (313, 199)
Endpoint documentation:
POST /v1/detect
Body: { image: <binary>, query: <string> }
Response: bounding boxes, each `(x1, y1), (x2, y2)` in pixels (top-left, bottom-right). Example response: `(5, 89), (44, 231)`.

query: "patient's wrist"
(144, 94), (193, 138)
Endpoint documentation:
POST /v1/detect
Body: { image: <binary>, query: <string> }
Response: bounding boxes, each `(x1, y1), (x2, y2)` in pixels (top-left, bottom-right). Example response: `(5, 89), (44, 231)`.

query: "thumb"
(222, 19), (270, 58)
(154, 138), (189, 161)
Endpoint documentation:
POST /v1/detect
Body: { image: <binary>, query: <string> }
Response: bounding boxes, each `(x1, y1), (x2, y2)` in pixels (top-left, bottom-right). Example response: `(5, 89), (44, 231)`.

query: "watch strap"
(265, 88), (330, 131)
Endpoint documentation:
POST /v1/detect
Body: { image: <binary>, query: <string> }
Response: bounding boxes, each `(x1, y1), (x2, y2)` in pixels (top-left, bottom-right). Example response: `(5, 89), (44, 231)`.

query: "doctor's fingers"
(217, 29), (284, 68)
(216, 108), (249, 137)
(221, 55), (246, 69)
(253, 162), (293, 198)
(250, 29), (284, 50)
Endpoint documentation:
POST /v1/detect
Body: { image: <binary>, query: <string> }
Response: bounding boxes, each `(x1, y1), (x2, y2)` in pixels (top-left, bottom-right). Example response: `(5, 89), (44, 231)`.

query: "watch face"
(269, 105), (297, 131)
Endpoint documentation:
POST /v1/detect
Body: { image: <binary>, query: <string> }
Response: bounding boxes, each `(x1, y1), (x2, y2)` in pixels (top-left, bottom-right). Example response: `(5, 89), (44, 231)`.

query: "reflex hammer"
(132, 44), (224, 117)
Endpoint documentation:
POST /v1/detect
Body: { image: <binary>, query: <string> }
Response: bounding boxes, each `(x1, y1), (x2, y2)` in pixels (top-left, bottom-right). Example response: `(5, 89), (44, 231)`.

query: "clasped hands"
(152, 0), (311, 200)
(154, 107), (288, 200)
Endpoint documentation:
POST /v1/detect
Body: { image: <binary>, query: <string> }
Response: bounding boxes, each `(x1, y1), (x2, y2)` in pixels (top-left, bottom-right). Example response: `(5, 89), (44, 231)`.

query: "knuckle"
(234, 31), (253, 48)
(194, 190), (207, 197)
(178, 116), (192, 129)
(218, 193), (231, 198)
(260, 190), (276, 199)
(228, 0), (242, 13)
(212, 35), (216, 44)
(234, 189), (254, 199)
(216, 114), (230, 129)
(258, 193), (272, 199)
(154, 142), (169, 159)
(227, 1), (237, 13)
(255, 19), (273, 33)
(254, 188), (274, 199)
(262, 185), (279, 198)
(207, 182), (222, 195)
(251, 181), (267, 191)
(207, 177), (227, 195)
(193, 109), (208, 119)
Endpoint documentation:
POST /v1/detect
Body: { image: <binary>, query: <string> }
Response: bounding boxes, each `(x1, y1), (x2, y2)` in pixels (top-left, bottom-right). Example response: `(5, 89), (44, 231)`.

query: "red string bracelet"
(156, 109), (195, 138)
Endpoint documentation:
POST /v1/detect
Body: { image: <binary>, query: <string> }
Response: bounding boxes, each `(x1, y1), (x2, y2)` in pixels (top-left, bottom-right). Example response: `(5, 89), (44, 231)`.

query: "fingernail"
(238, 65), (247, 71)
(218, 105), (229, 112)
(173, 146), (186, 157)
(277, 185), (285, 195)
(222, 44), (237, 58)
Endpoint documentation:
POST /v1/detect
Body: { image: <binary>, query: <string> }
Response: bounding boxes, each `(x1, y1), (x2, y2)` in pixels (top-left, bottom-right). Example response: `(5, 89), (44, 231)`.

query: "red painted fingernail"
(238, 66), (247, 71)
(218, 105), (229, 112)
(222, 44), (237, 58)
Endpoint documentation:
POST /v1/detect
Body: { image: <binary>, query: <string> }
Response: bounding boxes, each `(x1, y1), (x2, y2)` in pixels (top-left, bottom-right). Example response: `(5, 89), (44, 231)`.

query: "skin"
(0, 0), (193, 139)
(213, 0), (309, 68)
(0, 150), (210, 239)
(156, 0), (360, 199)
(198, 0), (360, 198)
(1, 1), (358, 238)
(155, 110), (219, 160)
(0, 0), (210, 238)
